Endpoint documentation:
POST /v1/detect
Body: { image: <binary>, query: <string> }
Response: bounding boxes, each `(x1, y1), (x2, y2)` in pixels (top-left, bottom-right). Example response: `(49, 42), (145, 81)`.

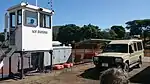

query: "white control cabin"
(5, 2), (54, 51)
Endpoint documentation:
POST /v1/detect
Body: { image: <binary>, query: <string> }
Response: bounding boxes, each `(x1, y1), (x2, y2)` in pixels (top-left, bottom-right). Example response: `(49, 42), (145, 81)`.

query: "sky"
(1, 0), (150, 32)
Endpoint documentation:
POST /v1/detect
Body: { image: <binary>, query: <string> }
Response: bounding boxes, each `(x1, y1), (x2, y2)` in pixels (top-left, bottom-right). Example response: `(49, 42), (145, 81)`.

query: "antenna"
(36, 0), (37, 6)
(48, 0), (53, 10)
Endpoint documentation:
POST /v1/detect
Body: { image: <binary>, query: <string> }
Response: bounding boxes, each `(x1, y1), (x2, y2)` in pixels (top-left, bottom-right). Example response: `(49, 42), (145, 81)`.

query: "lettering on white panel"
(32, 30), (48, 34)
(32, 30), (37, 33)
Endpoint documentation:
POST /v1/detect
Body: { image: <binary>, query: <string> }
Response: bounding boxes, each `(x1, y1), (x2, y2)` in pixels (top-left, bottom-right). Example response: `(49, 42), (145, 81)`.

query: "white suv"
(93, 39), (144, 72)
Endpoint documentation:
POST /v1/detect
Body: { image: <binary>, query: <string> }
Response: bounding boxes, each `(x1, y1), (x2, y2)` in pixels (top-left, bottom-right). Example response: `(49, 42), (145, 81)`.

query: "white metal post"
(36, 0), (37, 6)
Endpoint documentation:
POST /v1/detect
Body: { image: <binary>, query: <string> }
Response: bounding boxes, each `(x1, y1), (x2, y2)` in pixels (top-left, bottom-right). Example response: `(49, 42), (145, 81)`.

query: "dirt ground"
(0, 63), (99, 84)
(1, 62), (150, 84)
(144, 49), (150, 57)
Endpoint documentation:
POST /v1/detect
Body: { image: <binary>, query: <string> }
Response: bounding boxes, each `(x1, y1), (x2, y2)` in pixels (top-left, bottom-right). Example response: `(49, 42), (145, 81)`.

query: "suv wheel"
(95, 65), (100, 70)
(124, 63), (129, 72)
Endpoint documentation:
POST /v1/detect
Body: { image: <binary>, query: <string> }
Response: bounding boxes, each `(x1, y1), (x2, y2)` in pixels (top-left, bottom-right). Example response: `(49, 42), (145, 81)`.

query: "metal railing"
(0, 27), (18, 67)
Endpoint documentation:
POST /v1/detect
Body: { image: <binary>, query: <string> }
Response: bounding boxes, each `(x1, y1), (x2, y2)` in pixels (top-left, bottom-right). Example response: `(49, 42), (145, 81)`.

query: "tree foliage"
(57, 24), (80, 44)
(126, 19), (150, 38)
(109, 29), (118, 39)
(111, 25), (125, 39)
(101, 29), (118, 40)
(56, 24), (128, 43)
(80, 24), (102, 40)
(101, 30), (111, 39)
(56, 24), (103, 44)
(126, 19), (150, 44)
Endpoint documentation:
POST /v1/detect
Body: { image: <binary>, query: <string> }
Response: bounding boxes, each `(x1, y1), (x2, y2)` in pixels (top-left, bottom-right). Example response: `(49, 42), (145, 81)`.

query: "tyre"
(95, 65), (100, 70)
(124, 63), (130, 72)
(95, 65), (104, 71)
(137, 57), (142, 68)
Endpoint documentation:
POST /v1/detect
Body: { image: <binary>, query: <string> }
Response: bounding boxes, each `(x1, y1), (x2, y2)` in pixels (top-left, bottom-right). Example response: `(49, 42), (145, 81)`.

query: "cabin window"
(103, 44), (128, 53)
(24, 10), (38, 27)
(137, 42), (142, 50)
(17, 9), (22, 25)
(40, 13), (44, 27)
(40, 13), (51, 28)
(129, 45), (134, 53)
(10, 12), (16, 28)
(133, 43), (137, 51)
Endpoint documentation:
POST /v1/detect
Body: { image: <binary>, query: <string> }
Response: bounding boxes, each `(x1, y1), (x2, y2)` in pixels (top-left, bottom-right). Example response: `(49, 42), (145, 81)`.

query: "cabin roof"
(110, 39), (143, 44)
(76, 39), (111, 44)
(7, 2), (53, 14)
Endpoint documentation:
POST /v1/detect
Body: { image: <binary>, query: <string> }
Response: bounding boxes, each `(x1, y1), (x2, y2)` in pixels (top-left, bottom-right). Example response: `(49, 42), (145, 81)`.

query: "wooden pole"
(9, 56), (11, 78)
(28, 56), (30, 70)
(38, 52), (41, 72)
(71, 46), (74, 64)
(49, 50), (53, 72)
(42, 52), (44, 73)
(20, 52), (24, 79)
(75, 44), (77, 63)
(2, 67), (3, 79)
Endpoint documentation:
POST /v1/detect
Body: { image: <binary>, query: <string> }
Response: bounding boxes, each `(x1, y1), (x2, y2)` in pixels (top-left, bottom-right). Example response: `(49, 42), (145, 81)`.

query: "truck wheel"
(124, 63), (129, 72)
(137, 58), (142, 68)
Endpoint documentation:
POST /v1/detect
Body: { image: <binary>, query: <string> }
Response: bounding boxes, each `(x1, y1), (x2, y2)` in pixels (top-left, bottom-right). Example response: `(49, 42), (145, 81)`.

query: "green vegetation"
(126, 19), (150, 42)
(0, 19), (149, 45)
(53, 19), (150, 44)
(54, 24), (128, 44)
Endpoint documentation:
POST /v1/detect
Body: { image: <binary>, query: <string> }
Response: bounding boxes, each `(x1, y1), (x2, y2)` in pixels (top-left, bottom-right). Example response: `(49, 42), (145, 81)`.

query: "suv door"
(129, 44), (136, 64)
(137, 42), (144, 58)
(133, 42), (140, 62)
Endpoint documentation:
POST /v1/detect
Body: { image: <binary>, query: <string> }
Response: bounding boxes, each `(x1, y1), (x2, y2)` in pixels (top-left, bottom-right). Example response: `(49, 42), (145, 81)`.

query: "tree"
(56, 24), (81, 44)
(101, 30), (111, 39)
(126, 19), (150, 41)
(80, 24), (102, 40)
(56, 24), (103, 43)
(101, 29), (117, 40)
(111, 25), (125, 39)
(109, 29), (118, 39)
(126, 20), (142, 36)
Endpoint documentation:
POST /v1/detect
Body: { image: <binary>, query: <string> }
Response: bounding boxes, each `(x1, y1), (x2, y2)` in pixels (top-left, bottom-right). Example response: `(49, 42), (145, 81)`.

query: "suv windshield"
(103, 44), (128, 53)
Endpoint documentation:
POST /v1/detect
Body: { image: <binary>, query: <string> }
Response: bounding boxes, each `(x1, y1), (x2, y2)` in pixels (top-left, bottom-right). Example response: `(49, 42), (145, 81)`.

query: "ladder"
(0, 12), (18, 69)
(0, 40), (16, 69)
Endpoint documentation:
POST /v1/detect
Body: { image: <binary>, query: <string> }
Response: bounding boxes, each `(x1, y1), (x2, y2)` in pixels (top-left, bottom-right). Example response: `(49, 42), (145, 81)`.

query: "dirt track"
(1, 62), (150, 84)
(0, 63), (99, 84)
(144, 49), (150, 57)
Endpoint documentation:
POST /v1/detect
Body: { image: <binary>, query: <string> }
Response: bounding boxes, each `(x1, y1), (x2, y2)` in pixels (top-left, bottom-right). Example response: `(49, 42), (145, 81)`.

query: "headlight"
(115, 58), (123, 63)
(93, 56), (99, 61)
